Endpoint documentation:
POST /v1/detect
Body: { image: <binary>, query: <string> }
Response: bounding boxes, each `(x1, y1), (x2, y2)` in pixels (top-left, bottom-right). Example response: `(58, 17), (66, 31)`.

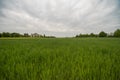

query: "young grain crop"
(0, 38), (120, 80)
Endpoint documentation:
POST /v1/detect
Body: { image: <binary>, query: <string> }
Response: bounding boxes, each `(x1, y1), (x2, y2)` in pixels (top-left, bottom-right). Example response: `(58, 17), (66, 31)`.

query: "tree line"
(76, 29), (120, 38)
(0, 29), (120, 38)
(0, 32), (55, 38)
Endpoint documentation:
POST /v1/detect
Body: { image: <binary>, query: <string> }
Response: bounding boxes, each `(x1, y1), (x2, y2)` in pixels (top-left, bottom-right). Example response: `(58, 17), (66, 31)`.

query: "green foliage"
(114, 29), (120, 37)
(0, 32), (56, 38)
(24, 33), (30, 37)
(0, 32), (23, 37)
(0, 33), (1, 37)
(90, 33), (98, 37)
(2, 32), (11, 37)
(11, 33), (22, 37)
(76, 29), (120, 38)
(0, 38), (120, 80)
(99, 31), (107, 37)
(76, 33), (98, 37)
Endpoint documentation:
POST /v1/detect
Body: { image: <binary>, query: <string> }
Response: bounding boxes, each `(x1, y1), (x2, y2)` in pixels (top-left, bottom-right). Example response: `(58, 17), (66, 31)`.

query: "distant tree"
(76, 33), (96, 37)
(11, 33), (21, 37)
(76, 34), (79, 38)
(90, 33), (94, 37)
(45, 36), (56, 38)
(43, 34), (46, 38)
(24, 33), (29, 37)
(90, 33), (98, 37)
(79, 34), (82, 37)
(0, 33), (1, 37)
(2, 32), (11, 37)
(108, 32), (114, 37)
(99, 31), (107, 37)
(79, 34), (89, 37)
(114, 29), (120, 37)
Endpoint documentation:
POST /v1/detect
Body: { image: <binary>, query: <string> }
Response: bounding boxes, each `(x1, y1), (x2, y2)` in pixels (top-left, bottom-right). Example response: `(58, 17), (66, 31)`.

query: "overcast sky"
(0, 0), (120, 37)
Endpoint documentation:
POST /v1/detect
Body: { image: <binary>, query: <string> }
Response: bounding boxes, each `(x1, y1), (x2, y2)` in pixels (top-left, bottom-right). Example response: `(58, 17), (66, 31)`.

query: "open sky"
(0, 0), (120, 37)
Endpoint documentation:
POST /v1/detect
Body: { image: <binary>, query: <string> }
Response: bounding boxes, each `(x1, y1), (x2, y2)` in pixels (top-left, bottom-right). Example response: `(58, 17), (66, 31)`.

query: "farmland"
(0, 38), (120, 80)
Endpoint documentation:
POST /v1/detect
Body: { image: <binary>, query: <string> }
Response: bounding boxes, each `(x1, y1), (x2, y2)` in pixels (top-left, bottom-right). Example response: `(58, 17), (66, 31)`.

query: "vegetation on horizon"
(0, 29), (120, 38)
(76, 29), (120, 38)
(0, 32), (55, 38)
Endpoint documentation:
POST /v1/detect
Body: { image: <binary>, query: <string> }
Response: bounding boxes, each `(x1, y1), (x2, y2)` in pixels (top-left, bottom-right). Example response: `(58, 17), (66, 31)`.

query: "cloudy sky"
(0, 0), (120, 37)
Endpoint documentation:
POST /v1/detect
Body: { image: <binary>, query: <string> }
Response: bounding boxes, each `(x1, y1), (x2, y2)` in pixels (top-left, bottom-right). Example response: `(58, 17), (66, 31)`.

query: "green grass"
(0, 38), (120, 80)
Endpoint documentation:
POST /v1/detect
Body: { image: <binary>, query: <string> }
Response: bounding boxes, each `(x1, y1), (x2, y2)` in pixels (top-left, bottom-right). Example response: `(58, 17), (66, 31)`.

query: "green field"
(0, 38), (120, 80)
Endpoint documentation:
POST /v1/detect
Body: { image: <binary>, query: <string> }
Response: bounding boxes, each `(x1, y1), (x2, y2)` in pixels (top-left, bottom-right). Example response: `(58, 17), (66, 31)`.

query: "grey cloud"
(0, 0), (120, 37)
